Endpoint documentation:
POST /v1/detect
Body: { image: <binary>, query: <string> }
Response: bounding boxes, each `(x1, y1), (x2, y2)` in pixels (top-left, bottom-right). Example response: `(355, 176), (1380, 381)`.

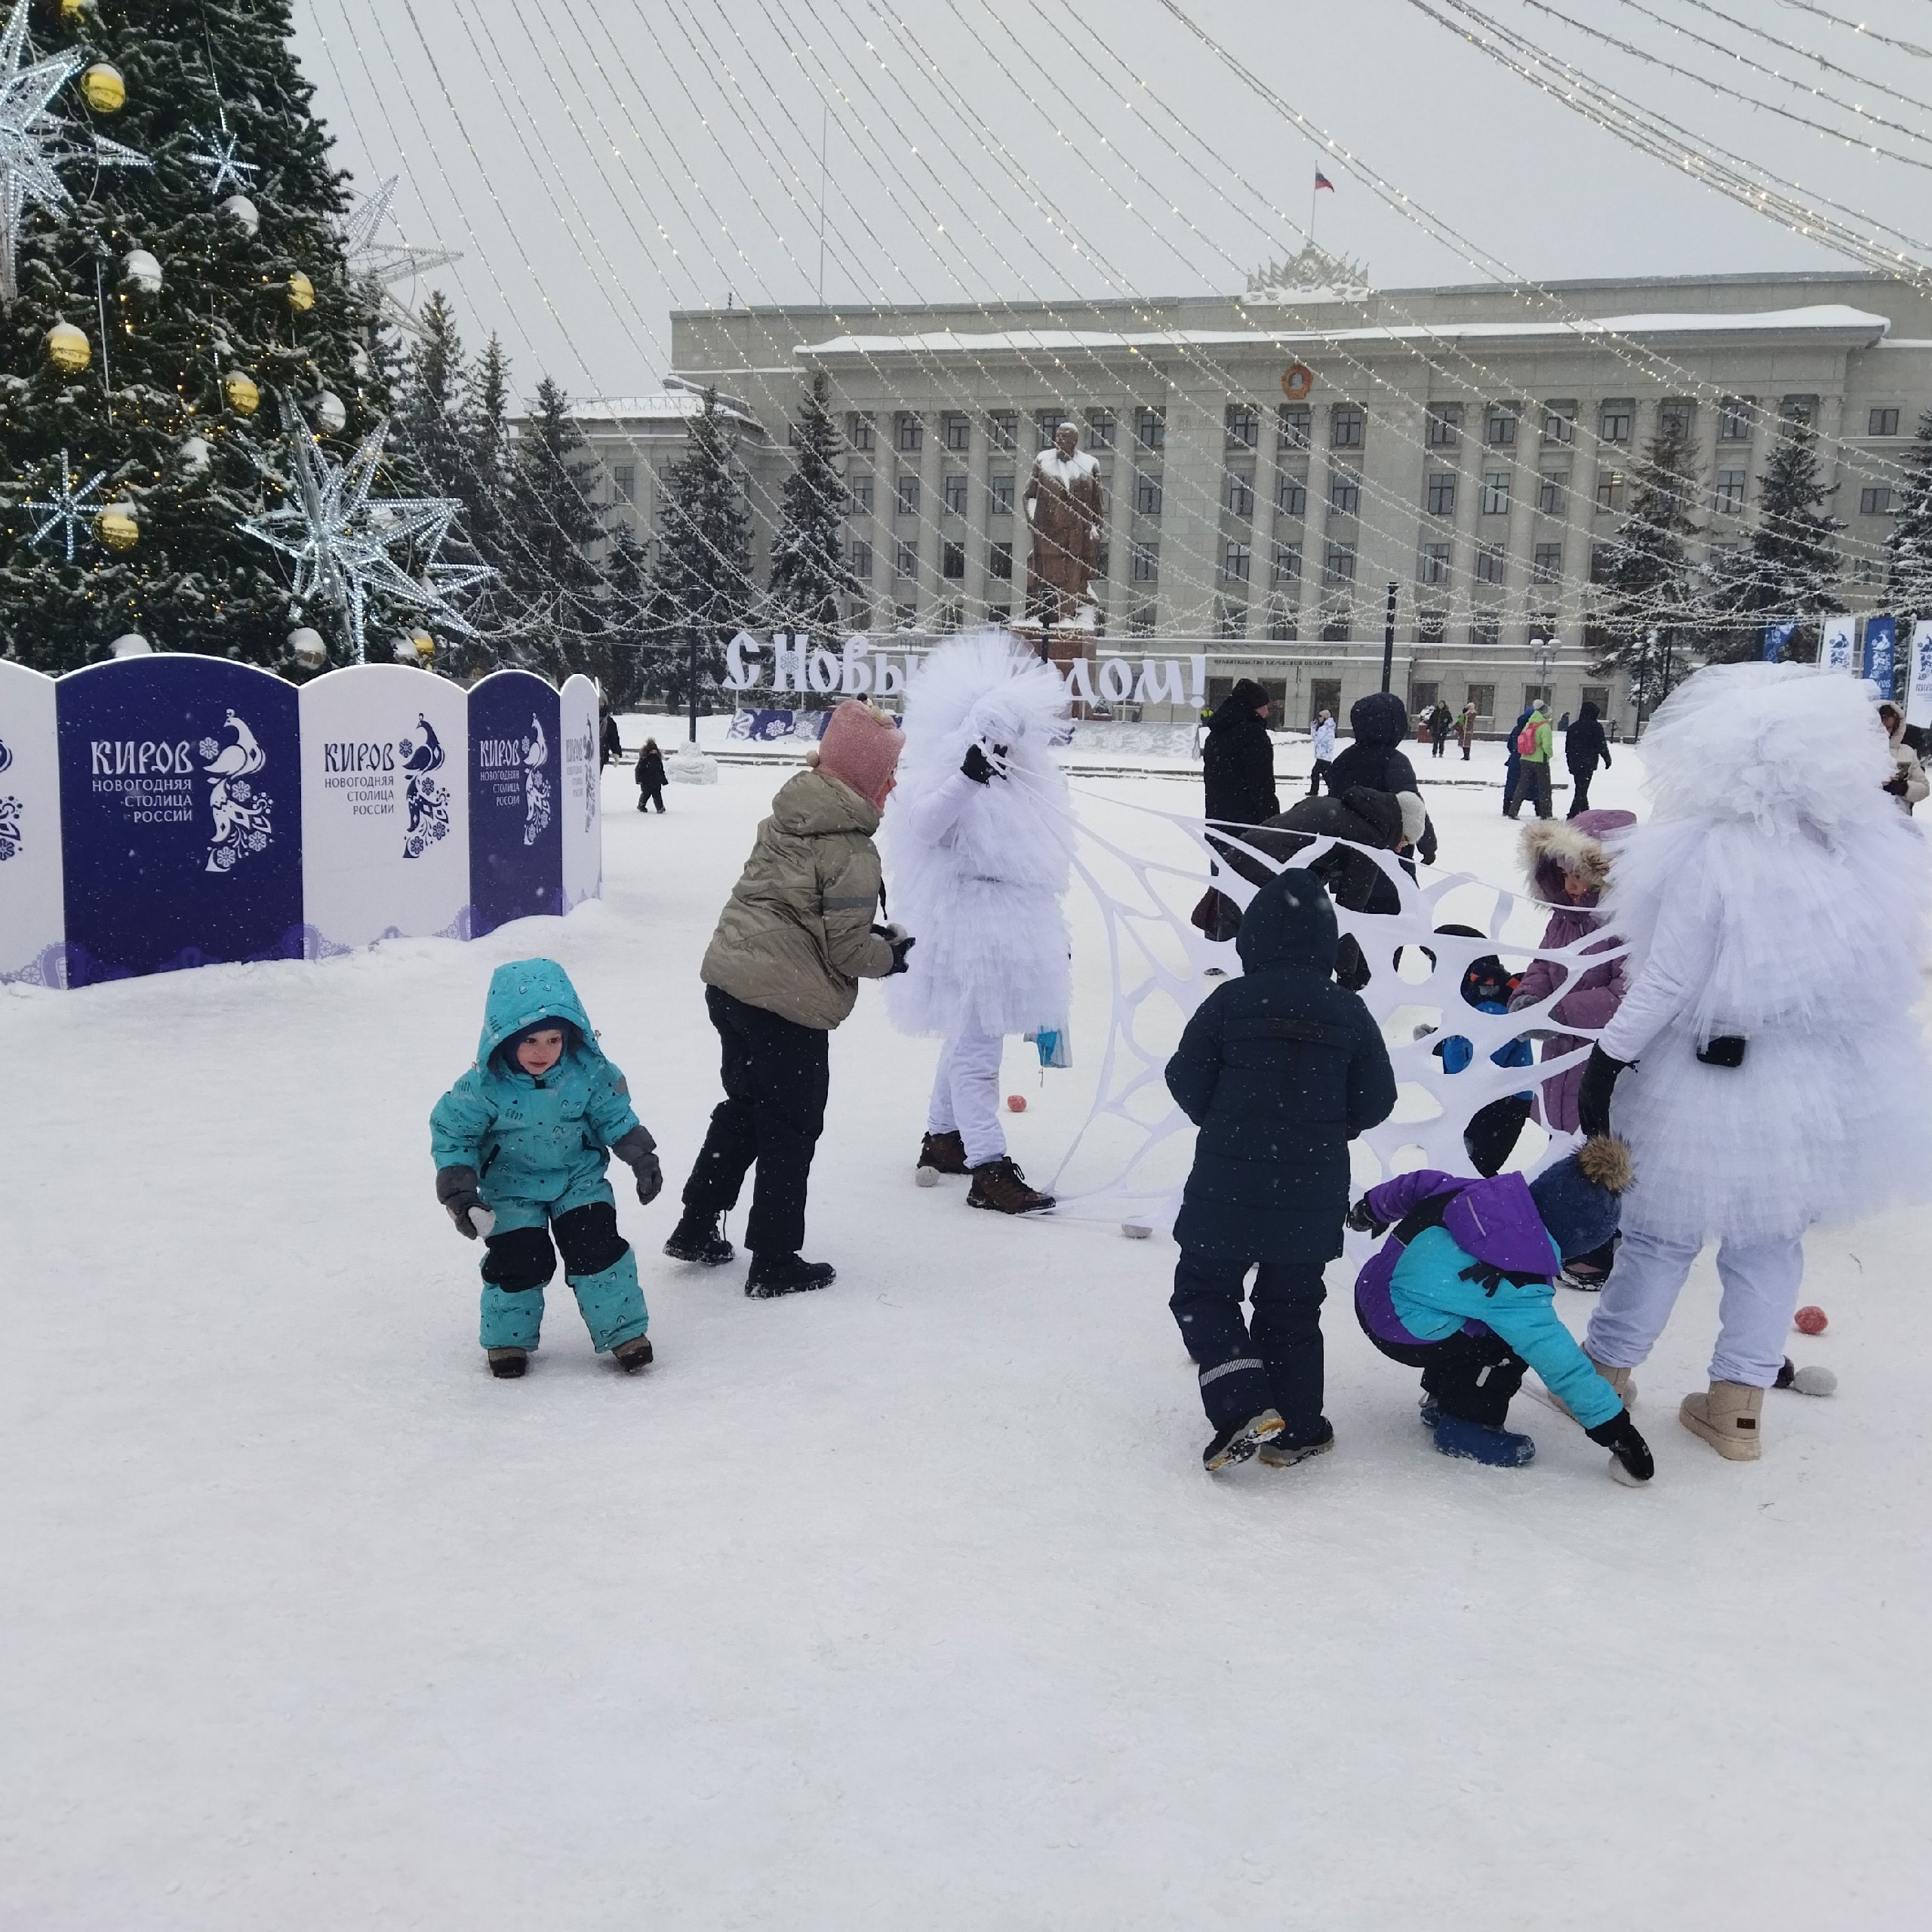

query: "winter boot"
(486, 1347), (528, 1380)
(1431, 1412), (1537, 1467)
(663, 1210), (734, 1266)
(1589, 1355), (1637, 1407)
(1203, 1408), (1285, 1472)
(967, 1156), (1055, 1214)
(611, 1335), (654, 1373)
(915, 1130), (970, 1187)
(746, 1253), (837, 1300)
(1258, 1417), (1335, 1468)
(1775, 1357), (1838, 1397)
(1679, 1380), (1764, 1460)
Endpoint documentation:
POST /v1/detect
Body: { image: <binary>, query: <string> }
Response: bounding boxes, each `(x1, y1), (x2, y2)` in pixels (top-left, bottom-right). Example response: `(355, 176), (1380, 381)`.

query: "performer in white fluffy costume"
(884, 631), (1075, 1214)
(1577, 662), (1932, 1458)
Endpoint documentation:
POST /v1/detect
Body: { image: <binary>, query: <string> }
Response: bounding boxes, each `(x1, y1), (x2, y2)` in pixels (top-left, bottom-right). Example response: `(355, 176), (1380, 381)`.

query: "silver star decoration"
(0, 0), (149, 302)
(186, 112), (257, 200)
(20, 447), (109, 560)
(337, 175), (460, 339)
(240, 405), (491, 660)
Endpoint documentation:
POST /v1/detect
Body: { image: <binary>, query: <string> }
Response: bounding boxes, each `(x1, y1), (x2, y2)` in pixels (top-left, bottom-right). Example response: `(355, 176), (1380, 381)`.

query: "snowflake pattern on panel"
(522, 713), (552, 848)
(198, 712), (273, 874)
(398, 716), (451, 860)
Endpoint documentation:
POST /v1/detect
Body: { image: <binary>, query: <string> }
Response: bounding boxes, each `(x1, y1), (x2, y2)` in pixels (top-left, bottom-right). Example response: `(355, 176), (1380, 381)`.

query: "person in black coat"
(1195, 679), (1278, 941)
(1165, 869), (1398, 1471)
(600, 712), (623, 769)
(635, 738), (668, 813)
(1324, 691), (1437, 863)
(1563, 700), (1612, 817)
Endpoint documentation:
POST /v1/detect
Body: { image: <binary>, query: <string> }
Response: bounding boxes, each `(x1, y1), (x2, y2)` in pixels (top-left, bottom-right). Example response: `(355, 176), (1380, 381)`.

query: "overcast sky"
(290, 0), (1932, 405)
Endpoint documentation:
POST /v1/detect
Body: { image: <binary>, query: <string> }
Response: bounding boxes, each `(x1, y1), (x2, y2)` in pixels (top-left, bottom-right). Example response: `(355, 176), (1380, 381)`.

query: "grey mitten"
(611, 1126), (663, 1206)
(435, 1164), (493, 1240)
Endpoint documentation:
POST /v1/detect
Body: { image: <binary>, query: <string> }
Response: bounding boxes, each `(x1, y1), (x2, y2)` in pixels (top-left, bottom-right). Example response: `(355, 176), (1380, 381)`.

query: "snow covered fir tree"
(1887, 408), (1932, 628)
(765, 371), (859, 640)
(1709, 414), (1844, 663)
(0, 0), (445, 672)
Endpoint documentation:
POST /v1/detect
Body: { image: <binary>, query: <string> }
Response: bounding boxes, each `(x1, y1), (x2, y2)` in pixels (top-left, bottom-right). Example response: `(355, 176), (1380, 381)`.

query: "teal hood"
(476, 958), (603, 1068)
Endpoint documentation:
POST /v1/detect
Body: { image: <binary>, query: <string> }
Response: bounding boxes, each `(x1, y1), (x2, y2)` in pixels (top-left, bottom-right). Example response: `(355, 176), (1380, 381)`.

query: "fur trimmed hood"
(1521, 808), (1635, 906)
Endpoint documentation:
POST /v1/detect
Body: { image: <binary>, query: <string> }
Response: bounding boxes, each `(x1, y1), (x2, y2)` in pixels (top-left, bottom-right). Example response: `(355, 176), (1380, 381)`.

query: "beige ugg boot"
(1589, 1357), (1637, 1407)
(1679, 1380), (1763, 1460)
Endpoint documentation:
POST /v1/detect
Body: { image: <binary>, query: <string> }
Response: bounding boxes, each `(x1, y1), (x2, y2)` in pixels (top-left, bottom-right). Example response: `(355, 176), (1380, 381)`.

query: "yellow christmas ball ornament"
(45, 321), (91, 374)
(286, 271), (316, 314)
(79, 63), (125, 113)
(96, 502), (140, 552)
(60, 0), (97, 21)
(411, 629), (436, 663)
(223, 370), (260, 415)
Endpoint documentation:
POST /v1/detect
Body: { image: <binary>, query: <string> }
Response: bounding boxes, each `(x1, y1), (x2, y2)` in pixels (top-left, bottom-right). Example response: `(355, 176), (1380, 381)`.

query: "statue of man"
(1023, 420), (1105, 630)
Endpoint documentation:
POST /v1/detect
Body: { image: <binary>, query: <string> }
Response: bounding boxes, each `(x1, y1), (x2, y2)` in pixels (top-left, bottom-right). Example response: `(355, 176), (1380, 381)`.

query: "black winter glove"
(961, 741), (1007, 785)
(1576, 1044), (1630, 1139)
(609, 1127), (663, 1207)
(888, 934), (916, 976)
(435, 1164), (493, 1240)
(1346, 1195), (1389, 1237)
(1584, 1407), (1654, 1484)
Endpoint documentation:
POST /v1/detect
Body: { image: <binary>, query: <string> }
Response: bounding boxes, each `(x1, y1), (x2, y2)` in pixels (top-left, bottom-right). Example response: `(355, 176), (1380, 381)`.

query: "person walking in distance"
(1563, 700), (1612, 817)
(1503, 700), (1555, 820)
(1426, 700), (1454, 760)
(1195, 679), (1279, 942)
(1457, 699), (1478, 761)
(1307, 706), (1337, 798)
(635, 738), (667, 814)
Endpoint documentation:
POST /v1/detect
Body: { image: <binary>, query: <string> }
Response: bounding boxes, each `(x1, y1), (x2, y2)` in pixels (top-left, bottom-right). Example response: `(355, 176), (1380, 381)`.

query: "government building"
(568, 254), (1932, 735)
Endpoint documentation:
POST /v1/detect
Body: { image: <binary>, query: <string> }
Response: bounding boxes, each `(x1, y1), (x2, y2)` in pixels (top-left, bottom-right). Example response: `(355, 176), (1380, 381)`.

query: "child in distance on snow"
(430, 958), (663, 1379)
(1348, 1139), (1654, 1482)
(1164, 869), (1398, 1472)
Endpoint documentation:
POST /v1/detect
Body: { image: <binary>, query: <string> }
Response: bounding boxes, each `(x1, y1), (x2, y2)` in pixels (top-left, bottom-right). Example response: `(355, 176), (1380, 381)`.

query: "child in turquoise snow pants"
(431, 958), (663, 1378)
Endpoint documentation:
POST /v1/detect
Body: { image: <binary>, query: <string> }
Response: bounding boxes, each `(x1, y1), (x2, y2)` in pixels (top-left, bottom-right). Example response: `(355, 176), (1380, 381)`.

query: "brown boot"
(1590, 1357), (1638, 1407)
(917, 1129), (970, 1177)
(1679, 1380), (1763, 1460)
(611, 1334), (654, 1372)
(967, 1156), (1055, 1214)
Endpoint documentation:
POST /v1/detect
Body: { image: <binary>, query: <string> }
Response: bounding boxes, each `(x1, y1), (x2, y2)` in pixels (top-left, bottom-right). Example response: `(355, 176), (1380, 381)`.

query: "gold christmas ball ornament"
(120, 248), (162, 295)
(45, 321), (91, 374)
(411, 629), (436, 662)
(286, 270), (315, 313)
(177, 434), (211, 475)
(96, 502), (140, 552)
(78, 63), (125, 113)
(288, 627), (328, 669)
(223, 370), (260, 415)
(60, 1), (95, 23)
(311, 389), (346, 435)
(220, 195), (260, 237)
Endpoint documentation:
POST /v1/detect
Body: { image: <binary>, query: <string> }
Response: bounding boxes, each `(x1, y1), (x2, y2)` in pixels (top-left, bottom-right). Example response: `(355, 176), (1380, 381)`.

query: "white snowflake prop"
(337, 174), (460, 340)
(186, 115), (257, 201)
(20, 447), (109, 559)
(0, 0), (149, 302)
(240, 405), (490, 660)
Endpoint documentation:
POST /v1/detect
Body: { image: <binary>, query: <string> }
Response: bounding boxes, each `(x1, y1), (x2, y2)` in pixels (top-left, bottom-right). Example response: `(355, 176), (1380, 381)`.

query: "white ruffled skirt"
(886, 876), (1072, 1040)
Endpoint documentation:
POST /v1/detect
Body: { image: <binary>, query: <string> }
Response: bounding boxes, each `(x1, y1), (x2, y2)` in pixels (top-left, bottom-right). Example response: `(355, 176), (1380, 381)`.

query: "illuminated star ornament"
(337, 175), (460, 338)
(186, 112), (257, 200)
(241, 405), (491, 660)
(20, 448), (110, 560)
(0, 0), (149, 302)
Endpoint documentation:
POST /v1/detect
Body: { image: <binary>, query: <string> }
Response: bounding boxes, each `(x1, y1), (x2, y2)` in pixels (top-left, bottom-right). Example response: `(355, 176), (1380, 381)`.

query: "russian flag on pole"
(1315, 171), (1335, 192)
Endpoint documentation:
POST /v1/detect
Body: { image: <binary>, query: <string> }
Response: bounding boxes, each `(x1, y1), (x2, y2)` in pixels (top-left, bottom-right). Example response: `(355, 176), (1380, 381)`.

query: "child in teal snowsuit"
(430, 958), (662, 1378)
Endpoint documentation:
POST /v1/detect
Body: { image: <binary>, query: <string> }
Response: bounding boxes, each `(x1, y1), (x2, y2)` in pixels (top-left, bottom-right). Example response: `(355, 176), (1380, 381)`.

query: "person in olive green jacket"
(1503, 702), (1555, 820)
(664, 700), (913, 1299)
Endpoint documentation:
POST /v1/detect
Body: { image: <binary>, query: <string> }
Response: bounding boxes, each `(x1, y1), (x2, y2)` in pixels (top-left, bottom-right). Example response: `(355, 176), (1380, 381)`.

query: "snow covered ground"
(6, 735), (1930, 1929)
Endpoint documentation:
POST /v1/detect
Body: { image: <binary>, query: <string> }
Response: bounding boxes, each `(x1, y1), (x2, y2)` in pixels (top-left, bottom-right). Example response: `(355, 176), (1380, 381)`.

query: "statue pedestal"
(666, 743), (719, 785)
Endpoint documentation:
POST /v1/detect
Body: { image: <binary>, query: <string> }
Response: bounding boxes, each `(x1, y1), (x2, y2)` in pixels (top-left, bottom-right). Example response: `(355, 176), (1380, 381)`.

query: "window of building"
(1599, 399), (1634, 445)
(989, 540), (1014, 581)
(1328, 469), (1360, 517)
(1537, 470), (1569, 516)
(1782, 394), (1817, 428)
(1714, 468), (1746, 515)
(1034, 408), (1066, 448)
(849, 539), (873, 580)
(1521, 681), (1550, 709)
(1659, 398), (1696, 441)
(1272, 541), (1302, 588)
(1481, 471), (1511, 515)
(895, 411), (923, 452)
(896, 474), (920, 517)
(1469, 612), (1501, 649)
(1217, 598), (1249, 641)
(1419, 608), (1447, 645)
(1426, 472), (1457, 517)
(1084, 407), (1117, 449)
(1266, 596), (1297, 643)
(1222, 540), (1252, 582)
(1324, 542), (1357, 586)
(1533, 541), (1563, 583)
(1225, 403), (1260, 450)
(1543, 400), (1577, 445)
(1475, 543), (1506, 584)
(1408, 679), (1439, 715)
(1466, 681), (1494, 717)
(851, 474), (874, 517)
(1095, 543), (1109, 579)
(1331, 405), (1365, 449)
(942, 540), (966, 580)
(940, 412), (970, 453)
(1426, 402), (1463, 448)
(1277, 402), (1312, 451)
(894, 538), (918, 578)
(1718, 397), (1754, 442)
(1581, 685), (1609, 713)
(1128, 603), (1158, 637)
(1226, 469), (1255, 518)
(1596, 468), (1626, 513)
(1135, 405), (1166, 452)
(1276, 471), (1307, 518)
(1862, 486), (1895, 515)
(943, 472), (968, 516)
(1486, 404), (1518, 448)
(1419, 542), (1451, 586)
(1589, 542), (1615, 585)
(1131, 543), (1159, 584)
(1320, 604), (1352, 644)
(847, 411), (875, 452)
(1870, 408), (1901, 438)
(987, 410), (1019, 452)
(612, 462), (636, 503)
(989, 473), (1014, 516)
(1134, 471), (1163, 516)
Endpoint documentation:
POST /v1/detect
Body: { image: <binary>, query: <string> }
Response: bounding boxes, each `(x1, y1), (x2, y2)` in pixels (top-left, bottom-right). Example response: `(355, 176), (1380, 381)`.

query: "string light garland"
(1766, 0), (1932, 64)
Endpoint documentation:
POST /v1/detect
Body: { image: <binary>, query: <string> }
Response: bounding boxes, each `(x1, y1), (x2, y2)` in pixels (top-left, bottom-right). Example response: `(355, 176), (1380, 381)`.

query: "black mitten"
(1577, 1045), (1630, 1138)
(1584, 1407), (1654, 1484)
(1346, 1195), (1389, 1236)
(888, 934), (916, 976)
(961, 742), (1007, 785)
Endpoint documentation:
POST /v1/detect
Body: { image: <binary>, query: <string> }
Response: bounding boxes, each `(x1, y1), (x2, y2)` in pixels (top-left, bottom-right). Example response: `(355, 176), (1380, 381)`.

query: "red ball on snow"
(1794, 1305), (1829, 1336)
(1007, 1094), (1028, 1112)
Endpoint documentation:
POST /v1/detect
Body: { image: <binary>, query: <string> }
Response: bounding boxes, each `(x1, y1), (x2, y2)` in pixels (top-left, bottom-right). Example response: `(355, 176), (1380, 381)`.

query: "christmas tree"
(1887, 409), (1932, 627)
(0, 0), (457, 672)
(766, 371), (859, 639)
(1709, 417), (1844, 663)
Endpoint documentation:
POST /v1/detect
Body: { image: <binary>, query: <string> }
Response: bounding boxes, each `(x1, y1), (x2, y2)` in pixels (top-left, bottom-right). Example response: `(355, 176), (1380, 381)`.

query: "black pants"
(637, 782), (665, 813)
(1170, 1254), (1327, 1438)
(1362, 1322), (1528, 1429)
(1307, 758), (1333, 798)
(681, 986), (829, 1257)
(1503, 762), (1552, 819)
(1430, 736), (1447, 758)
(1567, 767), (1593, 817)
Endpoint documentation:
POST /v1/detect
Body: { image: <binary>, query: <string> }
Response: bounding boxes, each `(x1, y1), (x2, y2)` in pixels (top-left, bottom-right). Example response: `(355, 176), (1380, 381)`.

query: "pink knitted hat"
(811, 700), (904, 809)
